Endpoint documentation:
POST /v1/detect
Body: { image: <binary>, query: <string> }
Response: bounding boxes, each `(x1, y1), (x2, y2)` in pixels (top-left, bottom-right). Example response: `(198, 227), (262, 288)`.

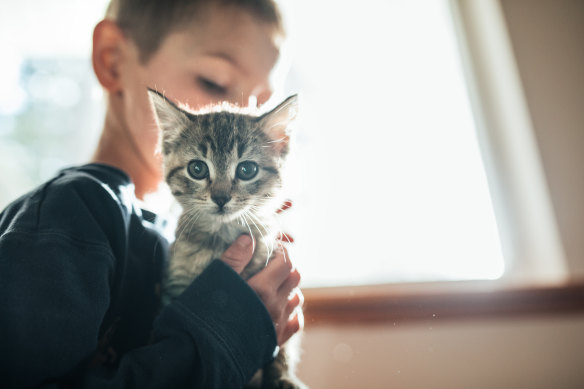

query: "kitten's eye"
(187, 160), (209, 180)
(236, 161), (259, 181)
(198, 77), (227, 96)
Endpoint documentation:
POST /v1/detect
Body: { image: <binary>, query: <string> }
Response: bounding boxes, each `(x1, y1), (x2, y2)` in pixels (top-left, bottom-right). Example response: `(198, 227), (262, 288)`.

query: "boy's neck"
(91, 101), (162, 200)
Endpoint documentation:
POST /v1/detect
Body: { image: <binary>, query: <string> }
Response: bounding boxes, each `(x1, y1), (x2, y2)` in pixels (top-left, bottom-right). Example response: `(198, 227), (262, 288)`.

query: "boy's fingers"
(277, 232), (294, 243)
(284, 289), (304, 319)
(250, 246), (293, 290)
(244, 245), (303, 346)
(220, 235), (254, 274)
(278, 269), (301, 298)
(276, 200), (293, 214)
(279, 311), (304, 346)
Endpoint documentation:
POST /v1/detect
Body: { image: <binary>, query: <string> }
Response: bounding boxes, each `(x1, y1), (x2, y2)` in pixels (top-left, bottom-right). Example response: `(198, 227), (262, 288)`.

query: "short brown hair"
(106, 0), (283, 63)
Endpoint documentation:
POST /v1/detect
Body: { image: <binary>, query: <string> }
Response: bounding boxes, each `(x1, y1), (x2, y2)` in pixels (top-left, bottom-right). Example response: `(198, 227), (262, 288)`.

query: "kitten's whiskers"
(243, 208), (271, 265)
(246, 207), (277, 264)
(238, 213), (256, 253)
(173, 207), (202, 258)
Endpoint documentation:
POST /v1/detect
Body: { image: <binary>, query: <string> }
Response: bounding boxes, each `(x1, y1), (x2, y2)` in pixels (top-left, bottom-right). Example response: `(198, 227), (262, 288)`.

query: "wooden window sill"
(303, 280), (584, 326)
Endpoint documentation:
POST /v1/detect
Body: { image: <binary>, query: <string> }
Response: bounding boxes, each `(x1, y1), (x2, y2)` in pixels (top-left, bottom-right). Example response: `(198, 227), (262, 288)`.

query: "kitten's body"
(165, 207), (275, 300)
(149, 90), (304, 389)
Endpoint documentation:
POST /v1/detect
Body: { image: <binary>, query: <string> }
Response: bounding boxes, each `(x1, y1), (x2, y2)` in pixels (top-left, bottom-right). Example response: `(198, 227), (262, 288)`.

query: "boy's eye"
(198, 77), (227, 96)
(187, 160), (209, 180)
(236, 161), (259, 181)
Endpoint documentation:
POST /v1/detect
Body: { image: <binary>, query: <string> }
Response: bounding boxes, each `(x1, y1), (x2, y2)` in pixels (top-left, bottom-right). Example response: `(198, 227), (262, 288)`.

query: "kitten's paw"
(262, 376), (308, 389)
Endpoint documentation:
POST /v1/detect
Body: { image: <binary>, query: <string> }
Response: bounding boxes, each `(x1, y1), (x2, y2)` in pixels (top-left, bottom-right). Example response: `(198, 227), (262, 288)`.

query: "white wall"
(297, 315), (584, 388)
(500, 0), (584, 278)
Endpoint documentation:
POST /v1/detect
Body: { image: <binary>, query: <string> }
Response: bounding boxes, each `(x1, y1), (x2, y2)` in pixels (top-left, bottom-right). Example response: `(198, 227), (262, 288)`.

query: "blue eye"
(236, 161), (259, 180)
(187, 160), (209, 180)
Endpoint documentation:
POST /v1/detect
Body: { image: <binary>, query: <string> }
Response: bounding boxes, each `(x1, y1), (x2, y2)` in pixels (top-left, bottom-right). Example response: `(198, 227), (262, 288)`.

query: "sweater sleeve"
(0, 171), (277, 388)
(82, 261), (278, 389)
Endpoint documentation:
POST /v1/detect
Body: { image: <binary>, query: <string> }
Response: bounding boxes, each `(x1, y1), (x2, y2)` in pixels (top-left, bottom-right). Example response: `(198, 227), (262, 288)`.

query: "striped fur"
(148, 90), (305, 389)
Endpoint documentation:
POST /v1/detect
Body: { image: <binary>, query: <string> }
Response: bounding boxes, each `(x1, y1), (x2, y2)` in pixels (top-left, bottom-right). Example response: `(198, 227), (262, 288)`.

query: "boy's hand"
(247, 246), (303, 346)
(220, 234), (255, 274)
(220, 235), (304, 346)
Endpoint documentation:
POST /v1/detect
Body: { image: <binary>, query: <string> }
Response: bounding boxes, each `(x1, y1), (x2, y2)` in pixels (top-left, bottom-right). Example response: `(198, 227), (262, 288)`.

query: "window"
(278, 0), (507, 287)
(0, 1), (108, 208)
(276, 0), (566, 287)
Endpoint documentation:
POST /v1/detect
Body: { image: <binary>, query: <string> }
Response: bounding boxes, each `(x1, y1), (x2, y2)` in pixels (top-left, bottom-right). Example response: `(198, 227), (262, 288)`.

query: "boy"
(0, 0), (303, 387)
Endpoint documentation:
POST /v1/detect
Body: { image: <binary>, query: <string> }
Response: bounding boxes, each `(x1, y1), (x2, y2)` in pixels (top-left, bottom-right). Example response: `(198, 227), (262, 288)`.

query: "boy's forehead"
(170, 5), (280, 76)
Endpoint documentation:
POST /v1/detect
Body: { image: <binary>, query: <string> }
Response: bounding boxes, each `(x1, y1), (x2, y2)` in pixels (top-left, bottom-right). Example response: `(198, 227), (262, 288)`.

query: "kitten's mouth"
(214, 206), (238, 219)
(214, 203), (232, 213)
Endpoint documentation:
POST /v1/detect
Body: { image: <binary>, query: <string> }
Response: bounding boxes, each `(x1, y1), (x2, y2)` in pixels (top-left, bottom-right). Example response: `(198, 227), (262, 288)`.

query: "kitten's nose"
(212, 194), (231, 208)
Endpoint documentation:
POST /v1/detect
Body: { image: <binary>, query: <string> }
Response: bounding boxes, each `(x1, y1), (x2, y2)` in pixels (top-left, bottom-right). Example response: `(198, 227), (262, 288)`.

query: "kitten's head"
(148, 90), (297, 228)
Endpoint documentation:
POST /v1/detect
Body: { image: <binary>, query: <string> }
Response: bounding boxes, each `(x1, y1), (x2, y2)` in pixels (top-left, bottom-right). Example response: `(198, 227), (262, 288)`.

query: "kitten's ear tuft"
(147, 88), (190, 152)
(257, 94), (298, 154)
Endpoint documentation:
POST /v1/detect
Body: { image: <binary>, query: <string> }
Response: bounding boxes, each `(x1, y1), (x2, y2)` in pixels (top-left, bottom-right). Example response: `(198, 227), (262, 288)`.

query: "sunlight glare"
(279, 0), (505, 287)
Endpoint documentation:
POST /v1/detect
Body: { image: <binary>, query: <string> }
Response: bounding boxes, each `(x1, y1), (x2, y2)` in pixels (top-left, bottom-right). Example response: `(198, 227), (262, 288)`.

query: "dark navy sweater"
(0, 164), (277, 388)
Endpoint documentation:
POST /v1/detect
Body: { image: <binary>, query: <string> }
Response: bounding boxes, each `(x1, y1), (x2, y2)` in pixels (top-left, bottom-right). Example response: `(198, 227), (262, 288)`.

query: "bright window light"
(277, 0), (505, 287)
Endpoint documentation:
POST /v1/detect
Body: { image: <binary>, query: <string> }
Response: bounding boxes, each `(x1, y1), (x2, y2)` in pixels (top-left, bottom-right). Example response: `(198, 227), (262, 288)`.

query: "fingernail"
(237, 234), (253, 248)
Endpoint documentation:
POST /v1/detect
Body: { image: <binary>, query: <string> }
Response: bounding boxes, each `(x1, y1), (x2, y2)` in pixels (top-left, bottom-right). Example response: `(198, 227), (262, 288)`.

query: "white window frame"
(448, 0), (567, 284)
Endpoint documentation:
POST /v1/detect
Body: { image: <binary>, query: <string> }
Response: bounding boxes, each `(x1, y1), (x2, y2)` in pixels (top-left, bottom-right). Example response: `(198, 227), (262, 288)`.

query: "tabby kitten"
(148, 90), (305, 389)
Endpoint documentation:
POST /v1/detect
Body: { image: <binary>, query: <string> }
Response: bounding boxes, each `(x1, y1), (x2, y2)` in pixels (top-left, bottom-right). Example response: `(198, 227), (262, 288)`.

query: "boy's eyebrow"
(206, 51), (240, 69)
(205, 50), (258, 78)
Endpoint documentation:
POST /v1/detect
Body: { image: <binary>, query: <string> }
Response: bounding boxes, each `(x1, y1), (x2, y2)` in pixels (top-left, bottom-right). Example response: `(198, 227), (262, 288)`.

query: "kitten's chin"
(212, 208), (242, 224)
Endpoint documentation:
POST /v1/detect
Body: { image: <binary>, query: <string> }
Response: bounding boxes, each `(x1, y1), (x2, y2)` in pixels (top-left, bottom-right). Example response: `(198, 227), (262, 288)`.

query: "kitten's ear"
(147, 88), (190, 152)
(257, 94), (298, 154)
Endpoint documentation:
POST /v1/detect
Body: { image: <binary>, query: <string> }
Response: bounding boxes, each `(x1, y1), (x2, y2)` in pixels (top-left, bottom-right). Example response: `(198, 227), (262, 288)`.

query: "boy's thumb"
(220, 235), (254, 274)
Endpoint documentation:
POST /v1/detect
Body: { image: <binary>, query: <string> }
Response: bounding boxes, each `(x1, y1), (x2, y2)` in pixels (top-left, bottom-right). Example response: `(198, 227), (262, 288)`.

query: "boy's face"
(115, 5), (281, 174)
(136, 5), (280, 108)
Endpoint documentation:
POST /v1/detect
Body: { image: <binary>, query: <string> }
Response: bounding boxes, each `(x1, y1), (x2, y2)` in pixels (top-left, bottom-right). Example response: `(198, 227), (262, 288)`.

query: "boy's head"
(92, 0), (285, 196)
(97, 0), (284, 106)
(105, 0), (283, 65)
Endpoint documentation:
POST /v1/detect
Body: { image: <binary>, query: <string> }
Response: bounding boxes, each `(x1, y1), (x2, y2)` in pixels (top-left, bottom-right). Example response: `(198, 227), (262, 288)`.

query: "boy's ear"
(147, 89), (191, 154)
(257, 94), (298, 155)
(92, 20), (125, 92)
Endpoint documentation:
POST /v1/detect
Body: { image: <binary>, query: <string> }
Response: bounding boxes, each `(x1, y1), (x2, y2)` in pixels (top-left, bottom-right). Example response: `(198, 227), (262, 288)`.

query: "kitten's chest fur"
(163, 214), (277, 303)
